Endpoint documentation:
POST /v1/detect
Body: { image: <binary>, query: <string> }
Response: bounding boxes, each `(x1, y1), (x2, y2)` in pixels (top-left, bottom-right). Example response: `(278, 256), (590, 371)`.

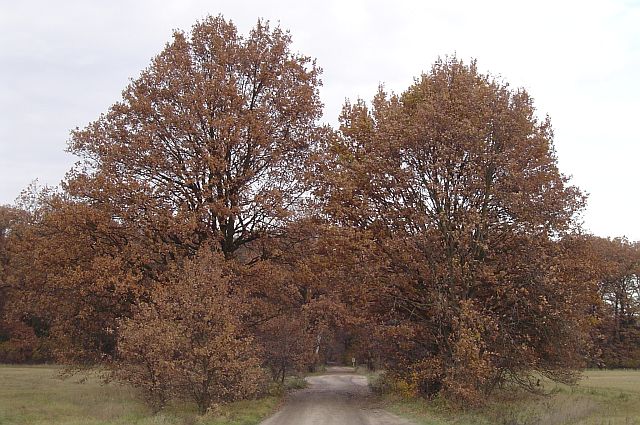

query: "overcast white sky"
(1, 0), (638, 240)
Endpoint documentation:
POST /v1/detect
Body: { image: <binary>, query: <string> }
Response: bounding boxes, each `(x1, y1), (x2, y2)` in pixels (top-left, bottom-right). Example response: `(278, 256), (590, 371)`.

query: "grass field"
(2, 366), (639, 425)
(386, 369), (640, 425)
(0, 365), (279, 425)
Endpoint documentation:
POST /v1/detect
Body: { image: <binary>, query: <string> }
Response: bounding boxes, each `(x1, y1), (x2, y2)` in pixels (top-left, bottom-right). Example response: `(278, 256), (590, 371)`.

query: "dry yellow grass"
(579, 369), (640, 393)
(385, 369), (640, 425)
(2, 365), (639, 425)
(0, 365), (279, 425)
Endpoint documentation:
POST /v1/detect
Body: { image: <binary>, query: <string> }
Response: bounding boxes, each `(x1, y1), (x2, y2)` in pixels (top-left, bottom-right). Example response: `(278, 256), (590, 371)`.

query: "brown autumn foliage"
(113, 248), (265, 413)
(0, 205), (15, 334)
(244, 221), (375, 376)
(588, 237), (640, 367)
(0, 206), (10, 288)
(257, 315), (315, 382)
(318, 57), (590, 403)
(5, 190), (150, 362)
(0, 14), (622, 410)
(4, 15), (324, 364)
(1, 16), (326, 409)
(66, 15), (323, 259)
(0, 204), (51, 363)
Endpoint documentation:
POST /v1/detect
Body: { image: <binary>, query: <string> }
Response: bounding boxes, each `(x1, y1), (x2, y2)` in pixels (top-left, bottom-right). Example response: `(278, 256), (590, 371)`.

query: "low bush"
(111, 249), (267, 413)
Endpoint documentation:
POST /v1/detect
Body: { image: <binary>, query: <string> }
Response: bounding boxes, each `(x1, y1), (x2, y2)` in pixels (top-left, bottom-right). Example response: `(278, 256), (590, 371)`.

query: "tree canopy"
(1, 16), (630, 411)
(67, 15), (323, 259)
(319, 57), (589, 401)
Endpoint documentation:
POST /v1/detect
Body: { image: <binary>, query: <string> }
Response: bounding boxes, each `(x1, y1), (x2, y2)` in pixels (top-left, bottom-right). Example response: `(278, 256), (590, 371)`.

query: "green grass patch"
(383, 369), (640, 425)
(0, 365), (280, 425)
(282, 376), (307, 391)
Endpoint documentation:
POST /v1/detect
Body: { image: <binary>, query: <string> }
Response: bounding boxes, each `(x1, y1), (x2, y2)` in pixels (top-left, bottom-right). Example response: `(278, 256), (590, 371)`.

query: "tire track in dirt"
(259, 367), (415, 425)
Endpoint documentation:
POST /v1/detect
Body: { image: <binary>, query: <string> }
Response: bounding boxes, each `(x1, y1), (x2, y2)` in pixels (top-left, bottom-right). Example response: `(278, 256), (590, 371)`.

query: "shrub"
(112, 249), (266, 413)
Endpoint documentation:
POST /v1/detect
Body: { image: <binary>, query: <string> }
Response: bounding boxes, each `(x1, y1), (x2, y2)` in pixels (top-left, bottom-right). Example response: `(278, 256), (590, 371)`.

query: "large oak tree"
(319, 57), (590, 402)
(67, 15), (323, 260)
(5, 16), (324, 363)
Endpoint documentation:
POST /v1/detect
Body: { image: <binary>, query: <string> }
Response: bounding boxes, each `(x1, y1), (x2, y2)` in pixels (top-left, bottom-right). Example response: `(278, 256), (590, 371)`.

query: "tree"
(243, 220), (373, 376)
(319, 57), (588, 403)
(4, 191), (148, 362)
(1, 15), (325, 364)
(258, 315), (314, 382)
(67, 15), (323, 260)
(589, 237), (640, 367)
(113, 249), (265, 413)
(0, 204), (53, 363)
(0, 205), (15, 298)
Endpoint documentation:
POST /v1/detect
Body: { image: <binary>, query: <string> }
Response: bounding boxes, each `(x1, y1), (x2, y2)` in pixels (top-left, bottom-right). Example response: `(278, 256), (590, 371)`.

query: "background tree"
(0, 205), (16, 312)
(319, 57), (589, 403)
(589, 237), (640, 367)
(257, 315), (314, 382)
(244, 220), (373, 375)
(0, 203), (54, 363)
(5, 191), (149, 362)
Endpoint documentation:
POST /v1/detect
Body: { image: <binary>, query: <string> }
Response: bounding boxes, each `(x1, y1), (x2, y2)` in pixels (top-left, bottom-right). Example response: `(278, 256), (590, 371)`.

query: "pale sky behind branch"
(1, 0), (638, 240)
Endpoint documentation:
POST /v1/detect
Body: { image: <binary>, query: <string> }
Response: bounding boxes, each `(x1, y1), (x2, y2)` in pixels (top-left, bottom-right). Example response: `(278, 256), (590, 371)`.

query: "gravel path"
(259, 367), (415, 425)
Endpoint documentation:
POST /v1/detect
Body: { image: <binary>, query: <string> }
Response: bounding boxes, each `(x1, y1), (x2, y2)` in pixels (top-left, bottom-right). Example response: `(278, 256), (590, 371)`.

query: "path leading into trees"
(259, 366), (415, 425)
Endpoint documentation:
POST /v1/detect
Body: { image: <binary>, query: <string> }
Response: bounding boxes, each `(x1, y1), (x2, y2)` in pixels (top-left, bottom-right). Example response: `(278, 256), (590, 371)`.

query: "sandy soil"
(259, 367), (415, 425)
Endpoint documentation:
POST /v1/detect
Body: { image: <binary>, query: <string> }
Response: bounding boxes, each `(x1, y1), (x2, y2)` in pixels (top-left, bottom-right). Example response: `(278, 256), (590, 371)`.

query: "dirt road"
(259, 367), (415, 425)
